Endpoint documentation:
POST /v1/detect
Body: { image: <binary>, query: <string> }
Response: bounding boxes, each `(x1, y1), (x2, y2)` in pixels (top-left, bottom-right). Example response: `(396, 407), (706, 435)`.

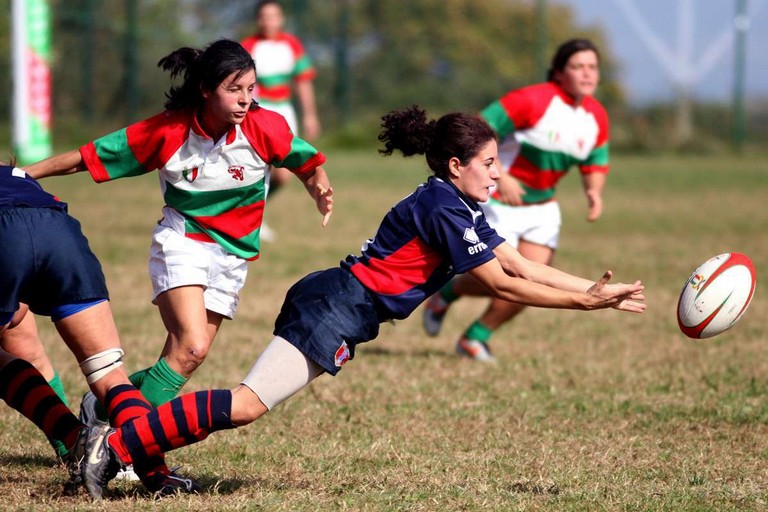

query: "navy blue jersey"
(342, 176), (505, 320)
(0, 165), (66, 210)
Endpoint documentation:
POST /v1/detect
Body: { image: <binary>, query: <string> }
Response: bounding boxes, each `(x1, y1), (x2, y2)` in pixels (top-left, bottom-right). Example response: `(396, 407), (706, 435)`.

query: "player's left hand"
(317, 185), (334, 226)
(586, 271), (646, 313)
(586, 190), (603, 222)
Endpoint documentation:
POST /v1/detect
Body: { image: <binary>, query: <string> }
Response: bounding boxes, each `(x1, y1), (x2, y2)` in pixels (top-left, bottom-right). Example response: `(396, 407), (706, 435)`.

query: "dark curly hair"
(378, 105), (496, 179)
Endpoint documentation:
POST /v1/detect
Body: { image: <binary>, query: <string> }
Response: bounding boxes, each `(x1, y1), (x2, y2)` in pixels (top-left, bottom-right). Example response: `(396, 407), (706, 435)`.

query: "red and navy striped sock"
(103, 383), (171, 477)
(109, 389), (235, 465)
(104, 383), (152, 427)
(0, 358), (84, 452)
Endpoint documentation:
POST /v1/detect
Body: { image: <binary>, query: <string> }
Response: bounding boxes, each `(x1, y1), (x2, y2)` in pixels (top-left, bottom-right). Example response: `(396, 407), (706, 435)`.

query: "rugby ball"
(677, 253), (756, 339)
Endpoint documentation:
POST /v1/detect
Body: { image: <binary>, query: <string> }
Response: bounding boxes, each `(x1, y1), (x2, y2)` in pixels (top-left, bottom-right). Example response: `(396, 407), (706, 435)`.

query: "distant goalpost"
(11, 0), (52, 164)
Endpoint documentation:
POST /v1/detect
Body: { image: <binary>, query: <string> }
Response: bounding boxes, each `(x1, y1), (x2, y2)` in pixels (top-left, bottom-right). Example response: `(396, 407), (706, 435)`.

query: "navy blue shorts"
(274, 267), (381, 376)
(0, 207), (109, 320)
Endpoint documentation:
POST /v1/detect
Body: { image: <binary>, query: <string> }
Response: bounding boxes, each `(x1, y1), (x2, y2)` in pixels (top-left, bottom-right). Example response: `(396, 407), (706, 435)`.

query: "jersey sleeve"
(481, 85), (540, 139)
(418, 195), (504, 275)
(579, 97), (610, 174)
(285, 33), (316, 82)
(80, 111), (188, 183)
(241, 108), (325, 175)
(240, 35), (257, 56)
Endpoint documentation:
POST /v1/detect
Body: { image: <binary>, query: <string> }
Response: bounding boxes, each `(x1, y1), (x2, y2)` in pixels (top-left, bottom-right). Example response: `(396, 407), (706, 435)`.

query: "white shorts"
(148, 223), (248, 319)
(481, 200), (562, 250)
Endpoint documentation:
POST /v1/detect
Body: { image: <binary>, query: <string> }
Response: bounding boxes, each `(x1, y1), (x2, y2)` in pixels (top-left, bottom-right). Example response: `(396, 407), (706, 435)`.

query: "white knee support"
(79, 348), (125, 385)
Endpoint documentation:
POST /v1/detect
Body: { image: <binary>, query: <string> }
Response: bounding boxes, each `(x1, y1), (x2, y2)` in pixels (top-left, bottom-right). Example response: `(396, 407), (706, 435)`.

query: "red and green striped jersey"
(240, 32), (316, 104)
(481, 81), (609, 204)
(80, 107), (325, 260)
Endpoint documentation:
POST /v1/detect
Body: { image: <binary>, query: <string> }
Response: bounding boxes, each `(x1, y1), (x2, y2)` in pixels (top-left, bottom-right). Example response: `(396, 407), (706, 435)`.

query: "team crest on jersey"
(463, 227), (480, 244)
(335, 340), (350, 367)
(182, 167), (199, 182)
(228, 166), (245, 181)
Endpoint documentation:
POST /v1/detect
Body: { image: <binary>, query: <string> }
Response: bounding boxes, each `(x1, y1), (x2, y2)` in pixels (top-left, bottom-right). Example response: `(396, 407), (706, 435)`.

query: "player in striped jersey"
(423, 39), (611, 362)
(25, 39), (333, 479)
(240, 0), (322, 240)
(76, 106), (644, 499)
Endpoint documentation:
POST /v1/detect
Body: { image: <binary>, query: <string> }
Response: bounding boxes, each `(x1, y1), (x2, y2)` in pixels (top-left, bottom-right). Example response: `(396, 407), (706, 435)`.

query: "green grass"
(1, 152), (768, 511)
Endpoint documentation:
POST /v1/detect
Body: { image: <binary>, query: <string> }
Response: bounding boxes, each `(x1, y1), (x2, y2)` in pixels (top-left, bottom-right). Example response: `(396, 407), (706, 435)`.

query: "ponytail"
(158, 47), (204, 110)
(378, 105), (496, 179)
(378, 105), (435, 157)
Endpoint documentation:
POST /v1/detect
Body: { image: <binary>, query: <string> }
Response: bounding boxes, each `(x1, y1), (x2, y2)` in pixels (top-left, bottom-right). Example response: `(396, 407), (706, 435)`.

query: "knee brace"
(79, 348), (125, 385)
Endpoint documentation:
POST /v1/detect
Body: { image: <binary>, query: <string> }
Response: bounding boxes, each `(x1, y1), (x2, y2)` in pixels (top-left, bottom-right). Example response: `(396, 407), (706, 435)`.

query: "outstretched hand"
(300, 166), (334, 226)
(586, 271), (646, 313)
(317, 185), (334, 226)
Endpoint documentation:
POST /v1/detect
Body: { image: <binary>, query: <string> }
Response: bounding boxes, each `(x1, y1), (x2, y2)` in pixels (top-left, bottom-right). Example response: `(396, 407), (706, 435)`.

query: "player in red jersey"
(423, 39), (611, 362)
(240, 0), (322, 241)
(76, 106), (644, 499)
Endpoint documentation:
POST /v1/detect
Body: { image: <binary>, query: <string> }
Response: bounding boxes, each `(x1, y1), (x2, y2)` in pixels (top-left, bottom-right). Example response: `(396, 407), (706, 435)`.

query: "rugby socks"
(103, 383), (170, 478)
(464, 320), (493, 344)
(0, 359), (83, 453)
(104, 383), (153, 427)
(108, 389), (235, 465)
(47, 371), (71, 458)
(95, 358), (188, 420)
(439, 280), (461, 304)
(131, 358), (188, 408)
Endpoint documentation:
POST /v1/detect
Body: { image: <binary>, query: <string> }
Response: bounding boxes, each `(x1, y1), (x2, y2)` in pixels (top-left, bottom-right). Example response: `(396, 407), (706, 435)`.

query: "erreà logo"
(464, 227), (488, 255)
(463, 227), (480, 244)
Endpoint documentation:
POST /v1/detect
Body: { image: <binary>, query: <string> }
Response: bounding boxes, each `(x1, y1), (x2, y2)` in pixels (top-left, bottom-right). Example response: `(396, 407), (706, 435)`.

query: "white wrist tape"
(79, 348), (125, 385)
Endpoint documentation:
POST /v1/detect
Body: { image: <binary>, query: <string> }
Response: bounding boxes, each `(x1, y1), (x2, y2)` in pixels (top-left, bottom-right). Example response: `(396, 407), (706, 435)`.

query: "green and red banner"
(12, 0), (52, 164)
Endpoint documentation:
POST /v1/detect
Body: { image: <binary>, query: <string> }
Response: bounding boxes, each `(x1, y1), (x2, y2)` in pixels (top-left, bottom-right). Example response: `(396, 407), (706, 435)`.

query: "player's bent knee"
(79, 348), (124, 384)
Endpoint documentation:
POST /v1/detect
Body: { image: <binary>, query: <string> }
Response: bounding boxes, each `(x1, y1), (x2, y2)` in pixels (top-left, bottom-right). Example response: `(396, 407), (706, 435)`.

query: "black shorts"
(0, 207), (109, 320)
(274, 267), (380, 376)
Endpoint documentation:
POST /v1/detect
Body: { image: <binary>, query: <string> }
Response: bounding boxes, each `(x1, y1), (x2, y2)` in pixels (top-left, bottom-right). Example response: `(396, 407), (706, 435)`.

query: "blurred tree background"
(0, 0), (764, 152)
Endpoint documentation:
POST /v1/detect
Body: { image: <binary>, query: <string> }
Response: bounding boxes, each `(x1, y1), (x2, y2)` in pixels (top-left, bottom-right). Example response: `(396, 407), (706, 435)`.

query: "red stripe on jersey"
(240, 108), (293, 164)
(512, 156), (567, 189)
(292, 152), (326, 175)
(80, 142), (111, 182)
(126, 110), (190, 171)
(582, 95), (610, 147)
(350, 237), (442, 295)
(294, 69), (316, 82)
(259, 85), (292, 102)
(193, 199), (265, 239)
(185, 232), (216, 243)
(579, 164), (609, 174)
(498, 83), (557, 131)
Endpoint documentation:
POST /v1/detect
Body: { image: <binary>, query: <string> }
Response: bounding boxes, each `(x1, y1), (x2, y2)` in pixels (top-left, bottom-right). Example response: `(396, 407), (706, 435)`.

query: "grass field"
(1, 151), (767, 511)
